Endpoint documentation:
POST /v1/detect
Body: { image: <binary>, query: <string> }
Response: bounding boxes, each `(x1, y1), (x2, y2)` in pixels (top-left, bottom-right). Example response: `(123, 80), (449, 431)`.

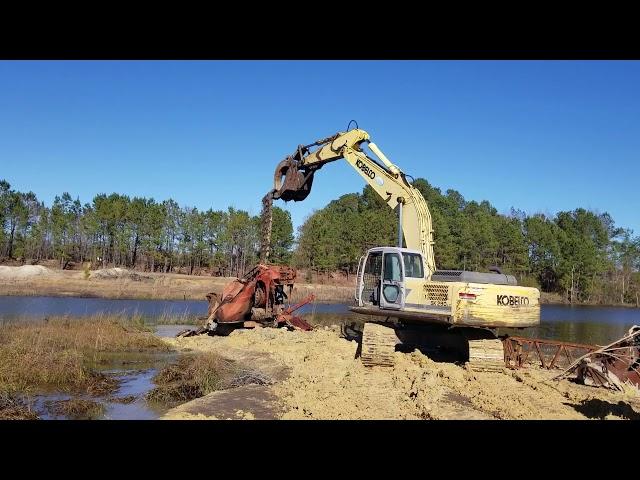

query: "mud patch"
(106, 395), (137, 404)
(45, 398), (105, 419)
(162, 384), (283, 420)
(0, 392), (39, 420)
(438, 391), (493, 420)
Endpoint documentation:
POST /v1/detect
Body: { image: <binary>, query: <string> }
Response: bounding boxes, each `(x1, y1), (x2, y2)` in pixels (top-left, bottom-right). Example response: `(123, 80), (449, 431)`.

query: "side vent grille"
(425, 283), (450, 307)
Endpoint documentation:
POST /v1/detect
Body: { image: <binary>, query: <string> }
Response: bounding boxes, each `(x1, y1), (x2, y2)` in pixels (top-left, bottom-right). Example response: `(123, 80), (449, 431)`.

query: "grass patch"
(107, 395), (137, 404)
(45, 398), (105, 419)
(147, 353), (236, 404)
(147, 353), (275, 406)
(154, 311), (202, 325)
(0, 314), (170, 396)
(86, 374), (120, 396)
(0, 392), (39, 420)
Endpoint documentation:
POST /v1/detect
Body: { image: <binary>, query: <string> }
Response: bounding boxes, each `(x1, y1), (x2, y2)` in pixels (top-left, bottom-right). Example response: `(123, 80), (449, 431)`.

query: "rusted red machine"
(178, 264), (314, 337)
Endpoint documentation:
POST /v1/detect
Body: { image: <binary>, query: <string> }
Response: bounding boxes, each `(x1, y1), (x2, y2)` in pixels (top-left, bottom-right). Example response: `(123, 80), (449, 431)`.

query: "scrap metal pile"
(177, 264), (314, 338)
(553, 325), (640, 392)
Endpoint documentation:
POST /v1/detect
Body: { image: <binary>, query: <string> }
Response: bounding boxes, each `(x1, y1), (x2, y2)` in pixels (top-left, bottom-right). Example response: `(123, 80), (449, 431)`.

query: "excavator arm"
(263, 128), (436, 277)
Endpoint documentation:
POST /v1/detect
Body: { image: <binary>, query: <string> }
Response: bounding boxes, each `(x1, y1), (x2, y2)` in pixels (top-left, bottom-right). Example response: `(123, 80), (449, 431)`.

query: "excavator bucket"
(214, 279), (257, 324)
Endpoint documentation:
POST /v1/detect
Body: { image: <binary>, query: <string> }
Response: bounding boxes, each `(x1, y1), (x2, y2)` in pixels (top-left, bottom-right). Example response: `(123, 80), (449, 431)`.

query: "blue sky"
(0, 60), (638, 236)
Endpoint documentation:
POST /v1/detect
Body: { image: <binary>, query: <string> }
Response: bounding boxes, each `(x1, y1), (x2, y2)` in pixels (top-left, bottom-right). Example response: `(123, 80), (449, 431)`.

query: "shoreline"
(539, 292), (639, 309)
(0, 267), (636, 308)
(0, 288), (636, 309)
(0, 288), (351, 305)
(0, 269), (353, 304)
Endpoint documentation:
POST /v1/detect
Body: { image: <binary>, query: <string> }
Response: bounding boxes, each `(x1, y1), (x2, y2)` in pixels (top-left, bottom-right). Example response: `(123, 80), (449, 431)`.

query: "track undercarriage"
(360, 321), (505, 371)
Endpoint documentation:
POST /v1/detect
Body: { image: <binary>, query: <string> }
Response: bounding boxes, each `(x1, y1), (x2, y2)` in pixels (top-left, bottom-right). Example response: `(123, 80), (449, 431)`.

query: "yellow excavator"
(263, 125), (540, 370)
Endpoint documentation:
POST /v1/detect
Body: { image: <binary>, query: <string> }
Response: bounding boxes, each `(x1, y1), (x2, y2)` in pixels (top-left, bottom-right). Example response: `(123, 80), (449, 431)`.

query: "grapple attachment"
(272, 157), (315, 202)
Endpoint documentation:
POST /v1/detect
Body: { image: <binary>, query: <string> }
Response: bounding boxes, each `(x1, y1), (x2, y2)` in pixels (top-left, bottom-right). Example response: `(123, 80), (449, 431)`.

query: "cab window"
(364, 252), (382, 275)
(383, 253), (402, 281)
(403, 253), (424, 278)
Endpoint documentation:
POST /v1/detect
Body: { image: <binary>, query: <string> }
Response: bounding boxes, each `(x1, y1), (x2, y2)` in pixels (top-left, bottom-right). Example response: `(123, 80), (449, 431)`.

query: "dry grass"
(291, 283), (353, 304)
(155, 311), (202, 325)
(45, 398), (105, 419)
(0, 314), (170, 396)
(0, 269), (354, 303)
(0, 270), (236, 301)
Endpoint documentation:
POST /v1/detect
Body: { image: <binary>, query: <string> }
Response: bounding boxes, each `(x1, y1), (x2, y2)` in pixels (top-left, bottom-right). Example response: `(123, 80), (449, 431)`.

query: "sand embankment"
(160, 327), (640, 420)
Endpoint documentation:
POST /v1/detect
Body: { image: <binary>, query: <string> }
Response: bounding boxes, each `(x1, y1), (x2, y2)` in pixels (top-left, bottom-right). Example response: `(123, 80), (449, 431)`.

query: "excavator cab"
(356, 247), (426, 311)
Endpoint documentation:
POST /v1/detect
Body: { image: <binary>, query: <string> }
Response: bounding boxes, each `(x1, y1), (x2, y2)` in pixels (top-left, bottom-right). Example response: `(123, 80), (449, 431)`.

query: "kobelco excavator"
(262, 125), (540, 370)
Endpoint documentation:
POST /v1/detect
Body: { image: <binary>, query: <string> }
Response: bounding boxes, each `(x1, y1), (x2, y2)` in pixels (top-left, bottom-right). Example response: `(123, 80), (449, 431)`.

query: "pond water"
(300, 302), (640, 346)
(0, 296), (208, 321)
(1, 295), (639, 345)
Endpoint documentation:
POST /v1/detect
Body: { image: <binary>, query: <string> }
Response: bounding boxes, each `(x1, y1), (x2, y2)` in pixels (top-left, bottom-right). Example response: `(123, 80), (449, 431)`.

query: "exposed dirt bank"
(161, 327), (640, 420)
(0, 268), (352, 303)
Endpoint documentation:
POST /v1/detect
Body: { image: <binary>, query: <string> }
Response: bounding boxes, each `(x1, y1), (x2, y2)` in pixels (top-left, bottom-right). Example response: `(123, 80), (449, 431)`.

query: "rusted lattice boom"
(503, 336), (598, 370)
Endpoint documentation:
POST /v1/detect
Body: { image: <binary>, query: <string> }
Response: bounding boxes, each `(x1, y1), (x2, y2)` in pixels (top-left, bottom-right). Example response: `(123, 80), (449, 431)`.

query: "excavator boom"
(263, 129), (436, 277)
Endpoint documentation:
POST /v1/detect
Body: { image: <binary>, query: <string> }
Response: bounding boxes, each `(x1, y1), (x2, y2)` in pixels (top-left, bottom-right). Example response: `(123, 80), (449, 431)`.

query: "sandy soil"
(161, 326), (640, 420)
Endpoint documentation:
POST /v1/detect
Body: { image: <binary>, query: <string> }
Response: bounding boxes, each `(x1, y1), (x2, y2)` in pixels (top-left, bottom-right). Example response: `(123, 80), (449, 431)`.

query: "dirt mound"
(0, 265), (57, 279)
(162, 326), (640, 420)
(91, 268), (152, 281)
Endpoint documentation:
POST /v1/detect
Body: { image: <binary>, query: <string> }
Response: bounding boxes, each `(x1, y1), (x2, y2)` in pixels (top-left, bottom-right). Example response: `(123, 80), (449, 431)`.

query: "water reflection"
(0, 296), (207, 320)
(0, 295), (638, 346)
(306, 308), (640, 346)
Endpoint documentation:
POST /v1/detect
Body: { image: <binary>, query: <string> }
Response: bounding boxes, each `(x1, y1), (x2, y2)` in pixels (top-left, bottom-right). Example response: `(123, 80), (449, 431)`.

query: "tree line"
(0, 180), (293, 278)
(295, 179), (640, 305)
(2, 177), (639, 305)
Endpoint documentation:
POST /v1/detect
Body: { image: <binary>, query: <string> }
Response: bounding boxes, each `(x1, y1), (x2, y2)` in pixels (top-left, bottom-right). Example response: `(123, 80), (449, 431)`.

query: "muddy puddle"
(31, 329), (183, 420)
(35, 368), (166, 420)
